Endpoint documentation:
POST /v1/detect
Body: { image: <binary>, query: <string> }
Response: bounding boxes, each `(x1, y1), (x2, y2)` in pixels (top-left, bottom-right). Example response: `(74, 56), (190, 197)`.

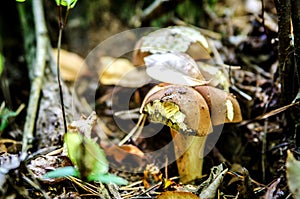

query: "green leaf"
(16, 0), (26, 2)
(44, 166), (79, 179)
(88, 173), (128, 185)
(0, 102), (25, 132)
(64, 132), (109, 179)
(55, 0), (78, 9)
(44, 166), (128, 185)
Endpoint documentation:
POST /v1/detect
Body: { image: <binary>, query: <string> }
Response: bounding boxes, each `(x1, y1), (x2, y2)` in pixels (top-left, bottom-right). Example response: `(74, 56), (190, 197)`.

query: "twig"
(22, 174), (51, 199)
(21, 0), (49, 153)
(57, 28), (68, 134)
(261, 120), (267, 183)
(261, 0), (265, 32)
(119, 113), (147, 146)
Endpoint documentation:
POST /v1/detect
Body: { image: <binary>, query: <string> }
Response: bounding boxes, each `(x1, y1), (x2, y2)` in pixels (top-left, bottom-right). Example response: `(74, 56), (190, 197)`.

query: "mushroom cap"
(132, 38), (150, 66)
(143, 52), (209, 86)
(132, 26), (211, 66)
(194, 86), (242, 125)
(140, 84), (213, 136)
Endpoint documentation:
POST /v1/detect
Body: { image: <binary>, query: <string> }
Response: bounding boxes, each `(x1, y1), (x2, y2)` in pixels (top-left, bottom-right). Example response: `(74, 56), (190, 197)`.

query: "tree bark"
(291, 0), (300, 97)
(274, 0), (293, 103)
(275, 0), (300, 146)
(290, 0), (300, 146)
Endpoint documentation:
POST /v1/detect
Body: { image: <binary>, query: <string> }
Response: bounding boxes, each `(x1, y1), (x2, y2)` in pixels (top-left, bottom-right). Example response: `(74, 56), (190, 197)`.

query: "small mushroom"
(133, 26), (211, 66)
(140, 84), (213, 183)
(194, 86), (242, 125)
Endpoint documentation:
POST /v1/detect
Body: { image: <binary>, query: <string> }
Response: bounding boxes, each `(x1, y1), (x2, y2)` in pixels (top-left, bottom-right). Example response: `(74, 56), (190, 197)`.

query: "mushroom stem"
(171, 129), (207, 183)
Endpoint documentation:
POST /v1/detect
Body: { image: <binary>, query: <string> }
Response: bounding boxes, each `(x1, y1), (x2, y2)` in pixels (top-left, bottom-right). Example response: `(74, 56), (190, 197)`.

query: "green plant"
(55, 0), (79, 134)
(44, 132), (128, 185)
(0, 102), (25, 134)
(55, 0), (78, 9)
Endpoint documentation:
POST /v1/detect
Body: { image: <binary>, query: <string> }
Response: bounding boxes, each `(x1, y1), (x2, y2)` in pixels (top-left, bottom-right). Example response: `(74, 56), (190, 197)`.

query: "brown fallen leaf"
(68, 111), (98, 139)
(157, 191), (199, 199)
(143, 163), (163, 189)
(104, 144), (146, 168)
(99, 56), (151, 87)
(52, 48), (88, 81)
(263, 178), (281, 199)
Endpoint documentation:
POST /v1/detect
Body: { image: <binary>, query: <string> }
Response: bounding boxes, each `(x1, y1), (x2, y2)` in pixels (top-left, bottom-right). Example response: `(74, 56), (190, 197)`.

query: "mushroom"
(133, 26), (211, 66)
(143, 52), (209, 86)
(140, 84), (213, 183)
(140, 84), (242, 183)
(194, 86), (242, 125)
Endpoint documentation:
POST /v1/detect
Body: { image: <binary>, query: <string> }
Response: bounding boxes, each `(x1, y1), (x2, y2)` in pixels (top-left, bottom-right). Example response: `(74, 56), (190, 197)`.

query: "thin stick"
(119, 114), (146, 146)
(262, 120), (267, 183)
(56, 6), (71, 134)
(56, 28), (67, 133)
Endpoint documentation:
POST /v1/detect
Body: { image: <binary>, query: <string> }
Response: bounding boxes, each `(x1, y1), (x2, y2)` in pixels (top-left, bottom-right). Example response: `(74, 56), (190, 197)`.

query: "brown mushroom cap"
(194, 86), (242, 125)
(132, 38), (150, 66)
(132, 26), (211, 66)
(140, 84), (213, 136)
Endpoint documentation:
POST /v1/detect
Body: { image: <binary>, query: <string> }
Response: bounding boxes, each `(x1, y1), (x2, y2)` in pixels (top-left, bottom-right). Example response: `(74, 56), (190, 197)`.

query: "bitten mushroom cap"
(140, 84), (213, 136)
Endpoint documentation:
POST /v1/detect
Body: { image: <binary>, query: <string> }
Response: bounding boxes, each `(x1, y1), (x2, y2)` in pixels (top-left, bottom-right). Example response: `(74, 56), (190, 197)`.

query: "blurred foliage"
(86, 0), (217, 28)
(0, 102), (25, 134)
(176, 0), (205, 25)
(0, 53), (3, 77)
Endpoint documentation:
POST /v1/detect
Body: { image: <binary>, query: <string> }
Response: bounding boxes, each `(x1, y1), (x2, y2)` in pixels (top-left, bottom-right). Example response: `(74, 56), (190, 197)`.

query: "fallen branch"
(20, 0), (49, 153)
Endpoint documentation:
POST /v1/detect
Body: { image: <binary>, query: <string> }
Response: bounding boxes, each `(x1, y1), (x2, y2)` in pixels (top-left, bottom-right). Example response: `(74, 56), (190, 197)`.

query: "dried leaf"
(52, 48), (87, 81)
(68, 111), (98, 138)
(104, 144), (146, 170)
(157, 191), (199, 199)
(198, 163), (228, 199)
(105, 144), (145, 163)
(286, 150), (300, 199)
(29, 155), (72, 183)
(143, 164), (163, 188)
(99, 56), (151, 87)
(263, 178), (281, 199)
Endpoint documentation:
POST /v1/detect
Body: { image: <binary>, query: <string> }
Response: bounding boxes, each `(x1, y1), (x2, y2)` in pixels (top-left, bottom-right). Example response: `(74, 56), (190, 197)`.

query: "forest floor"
(0, 0), (299, 198)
